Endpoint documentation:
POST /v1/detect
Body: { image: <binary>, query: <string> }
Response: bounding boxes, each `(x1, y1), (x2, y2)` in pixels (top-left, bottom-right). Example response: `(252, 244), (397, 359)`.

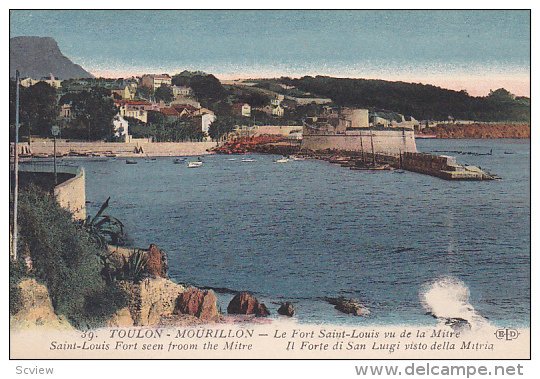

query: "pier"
(214, 138), (498, 181)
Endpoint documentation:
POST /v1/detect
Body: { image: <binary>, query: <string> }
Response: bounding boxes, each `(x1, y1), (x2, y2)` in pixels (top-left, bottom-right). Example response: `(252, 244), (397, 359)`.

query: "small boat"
(275, 157), (289, 163)
(126, 159), (138, 164)
(187, 161), (203, 168)
(105, 153), (117, 158)
(241, 158), (256, 162)
(503, 151), (514, 155)
(227, 158), (237, 161)
(370, 163), (393, 171)
(415, 134), (437, 139)
(173, 158), (186, 164)
(394, 169), (406, 174)
(290, 155), (305, 161)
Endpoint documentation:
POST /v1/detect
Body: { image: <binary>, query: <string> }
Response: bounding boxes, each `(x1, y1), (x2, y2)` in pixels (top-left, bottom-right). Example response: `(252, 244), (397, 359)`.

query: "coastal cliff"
(10, 279), (74, 331)
(419, 123), (530, 139)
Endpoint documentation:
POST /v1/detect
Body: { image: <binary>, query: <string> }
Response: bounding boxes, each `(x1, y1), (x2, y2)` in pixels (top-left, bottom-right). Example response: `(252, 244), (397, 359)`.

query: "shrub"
(9, 258), (27, 315)
(17, 185), (126, 329)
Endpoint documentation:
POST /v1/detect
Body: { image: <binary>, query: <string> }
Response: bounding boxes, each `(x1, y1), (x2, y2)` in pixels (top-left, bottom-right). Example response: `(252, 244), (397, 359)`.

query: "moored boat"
(187, 161), (203, 168)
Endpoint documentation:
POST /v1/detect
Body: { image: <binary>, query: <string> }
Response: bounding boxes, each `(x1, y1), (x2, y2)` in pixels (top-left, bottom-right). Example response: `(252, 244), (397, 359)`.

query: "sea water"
(77, 139), (530, 326)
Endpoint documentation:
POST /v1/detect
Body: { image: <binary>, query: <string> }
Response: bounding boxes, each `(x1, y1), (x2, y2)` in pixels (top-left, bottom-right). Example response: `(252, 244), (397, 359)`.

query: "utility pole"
(370, 130), (376, 166)
(52, 125), (60, 185)
(11, 70), (20, 261)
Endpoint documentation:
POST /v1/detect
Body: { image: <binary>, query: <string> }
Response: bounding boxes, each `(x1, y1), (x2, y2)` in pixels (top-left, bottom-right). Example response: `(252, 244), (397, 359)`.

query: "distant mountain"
(10, 36), (94, 79)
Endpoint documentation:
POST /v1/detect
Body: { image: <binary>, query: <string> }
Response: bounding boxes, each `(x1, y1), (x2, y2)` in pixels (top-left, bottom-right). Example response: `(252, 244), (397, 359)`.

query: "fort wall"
(301, 128), (417, 156)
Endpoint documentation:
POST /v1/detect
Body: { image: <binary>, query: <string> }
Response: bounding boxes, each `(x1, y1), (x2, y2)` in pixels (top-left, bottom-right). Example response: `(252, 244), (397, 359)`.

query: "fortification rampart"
(301, 128), (417, 156)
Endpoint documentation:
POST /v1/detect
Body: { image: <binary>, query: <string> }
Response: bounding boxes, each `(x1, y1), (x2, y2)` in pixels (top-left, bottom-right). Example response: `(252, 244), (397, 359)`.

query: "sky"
(10, 10), (530, 96)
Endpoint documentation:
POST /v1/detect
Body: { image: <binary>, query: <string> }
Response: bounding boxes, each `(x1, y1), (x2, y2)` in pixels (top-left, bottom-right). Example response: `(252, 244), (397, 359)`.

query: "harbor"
(214, 137), (500, 181)
(78, 138), (529, 326)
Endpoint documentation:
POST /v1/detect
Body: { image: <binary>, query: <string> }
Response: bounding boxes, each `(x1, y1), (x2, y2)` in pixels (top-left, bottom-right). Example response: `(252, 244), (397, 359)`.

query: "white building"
(171, 85), (194, 98)
(271, 94), (285, 106)
(141, 74), (172, 90)
(19, 74), (62, 89)
(272, 104), (285, 117)
(233, 103), (251, 117)
(113, 115), (130, 141)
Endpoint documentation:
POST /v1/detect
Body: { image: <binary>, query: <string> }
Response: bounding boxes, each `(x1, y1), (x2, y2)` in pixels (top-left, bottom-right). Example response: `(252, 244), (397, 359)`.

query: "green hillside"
(277, 76), (529, 122)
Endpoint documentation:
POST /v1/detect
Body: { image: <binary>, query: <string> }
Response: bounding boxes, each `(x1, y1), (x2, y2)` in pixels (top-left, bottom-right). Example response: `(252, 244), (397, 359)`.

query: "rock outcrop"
(174, 287), (219, 321)
(227, 292), (270, 317)
(277, 302), (295, 317)
(118, 278), (185, 326)
(10, 278), (73, 330)
(326, 297), (370, 317)
(107, 307), (134, 328)
(145, 244), (168, 278)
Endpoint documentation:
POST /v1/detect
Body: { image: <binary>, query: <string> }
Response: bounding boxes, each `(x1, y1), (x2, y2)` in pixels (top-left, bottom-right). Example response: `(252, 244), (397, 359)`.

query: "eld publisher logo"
(495, 328), (520, 341)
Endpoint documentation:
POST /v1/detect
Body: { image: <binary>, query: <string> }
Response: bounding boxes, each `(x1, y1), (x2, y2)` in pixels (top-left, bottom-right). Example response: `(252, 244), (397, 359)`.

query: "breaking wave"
(420, 276), (489, 330)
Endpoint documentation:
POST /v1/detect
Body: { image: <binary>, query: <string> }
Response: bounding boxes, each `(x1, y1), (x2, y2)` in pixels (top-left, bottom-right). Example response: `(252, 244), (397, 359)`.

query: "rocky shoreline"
(105, 245), (372, 329)
(418, 123), (530, 139)
(11, 243), (371, 331)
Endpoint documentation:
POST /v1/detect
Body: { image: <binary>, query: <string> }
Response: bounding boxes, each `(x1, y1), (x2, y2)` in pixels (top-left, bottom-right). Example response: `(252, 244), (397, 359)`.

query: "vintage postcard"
(8, 9), (530, 363)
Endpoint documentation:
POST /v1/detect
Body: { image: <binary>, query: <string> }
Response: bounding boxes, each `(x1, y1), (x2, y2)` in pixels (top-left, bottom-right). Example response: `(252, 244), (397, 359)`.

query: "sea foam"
(420, 276), (489, 330)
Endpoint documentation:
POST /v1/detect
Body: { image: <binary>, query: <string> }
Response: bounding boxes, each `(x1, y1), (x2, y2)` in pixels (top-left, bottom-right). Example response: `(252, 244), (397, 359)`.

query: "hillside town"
(13, 71), (444, 146)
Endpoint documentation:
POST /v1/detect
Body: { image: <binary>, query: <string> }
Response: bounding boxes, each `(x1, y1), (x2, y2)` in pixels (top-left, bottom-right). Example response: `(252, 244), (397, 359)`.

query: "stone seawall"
(301, 129), (417, 156)
(26, 141), (216, 157)
(19, 163), (86, 220)
(54, 166), (86, 220)
(402, 152), (496, 180)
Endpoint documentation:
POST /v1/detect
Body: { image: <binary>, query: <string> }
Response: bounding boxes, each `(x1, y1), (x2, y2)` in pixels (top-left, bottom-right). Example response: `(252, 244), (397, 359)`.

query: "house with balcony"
(141, 74), (172, 90)
(115, 100), (150, 123)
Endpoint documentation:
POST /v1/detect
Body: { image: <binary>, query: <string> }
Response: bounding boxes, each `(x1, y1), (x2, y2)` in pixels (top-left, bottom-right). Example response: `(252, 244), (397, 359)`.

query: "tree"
(135, 85), (152, 100)
(60, 88), (117, 140)
(172, 72), (226, 103)
(10, 81), (58, 138)
(208, 116), (236, 141)
(236, 91), (270, 107)
(154, 84), (173, 103)
(147, 110), (166, 125)
(282, 76), (530, 122)
(487, 88), (515, 102)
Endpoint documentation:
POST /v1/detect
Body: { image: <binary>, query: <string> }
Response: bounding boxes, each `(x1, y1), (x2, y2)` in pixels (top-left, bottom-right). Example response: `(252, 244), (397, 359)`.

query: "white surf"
(420, 276), (489, 331)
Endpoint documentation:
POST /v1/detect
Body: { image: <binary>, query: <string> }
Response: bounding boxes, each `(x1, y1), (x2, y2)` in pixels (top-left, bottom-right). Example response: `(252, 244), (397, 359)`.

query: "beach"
(18, 140), (217, 158)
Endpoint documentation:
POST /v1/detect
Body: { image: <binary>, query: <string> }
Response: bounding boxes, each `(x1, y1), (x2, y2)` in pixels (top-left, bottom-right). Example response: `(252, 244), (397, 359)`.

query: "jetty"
(213, 138), (498, 181)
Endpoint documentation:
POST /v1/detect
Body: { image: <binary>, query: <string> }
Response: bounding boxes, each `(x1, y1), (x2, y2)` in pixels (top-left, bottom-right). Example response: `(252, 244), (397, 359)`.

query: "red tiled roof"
(160, 108), (180, 116)
(115, 100), (151, 106)
(172, 104), (198, 112)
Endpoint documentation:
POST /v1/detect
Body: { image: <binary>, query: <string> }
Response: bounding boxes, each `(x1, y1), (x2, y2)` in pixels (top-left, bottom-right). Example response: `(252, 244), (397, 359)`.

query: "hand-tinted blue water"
(76, 139), (529, 326)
